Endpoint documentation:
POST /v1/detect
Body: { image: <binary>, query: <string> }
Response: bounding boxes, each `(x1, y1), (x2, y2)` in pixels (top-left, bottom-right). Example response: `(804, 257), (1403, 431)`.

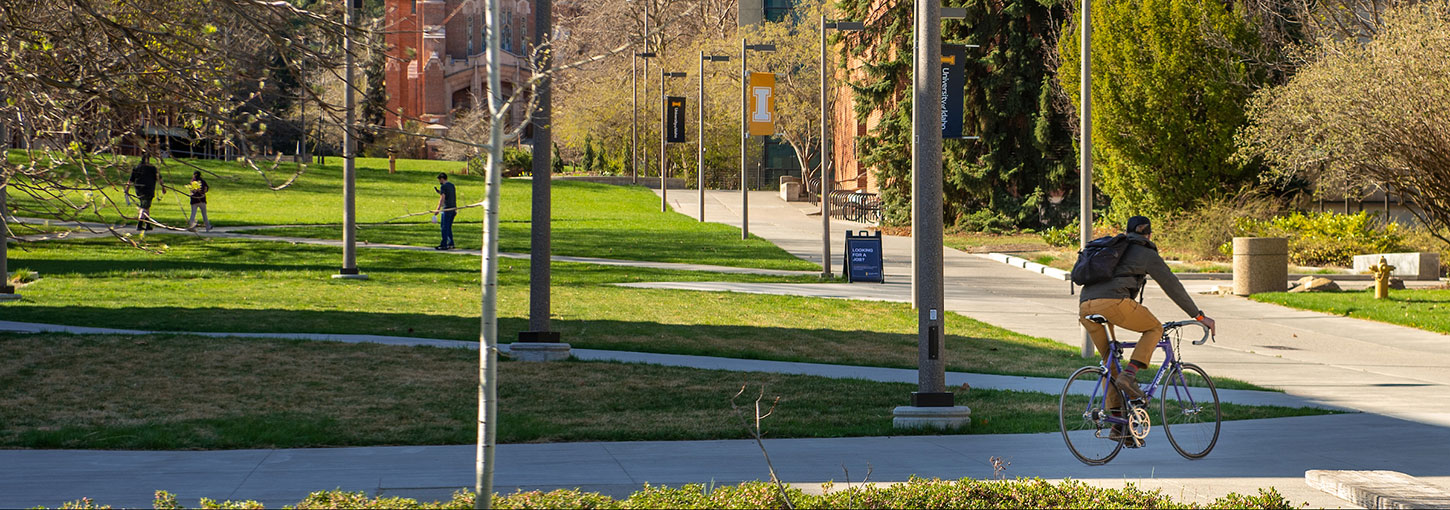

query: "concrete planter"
(1233, 237), (1288, 296)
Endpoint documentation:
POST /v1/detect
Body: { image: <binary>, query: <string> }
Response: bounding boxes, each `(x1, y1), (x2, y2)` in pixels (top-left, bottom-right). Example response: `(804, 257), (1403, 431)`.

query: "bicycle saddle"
(1084, 314), (1110, 324)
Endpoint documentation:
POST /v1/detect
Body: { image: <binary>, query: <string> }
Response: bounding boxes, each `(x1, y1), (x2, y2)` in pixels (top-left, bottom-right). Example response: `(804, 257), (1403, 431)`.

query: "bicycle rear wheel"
(1160, 362), (1222, 459)
(1060, 366), (1125, 465)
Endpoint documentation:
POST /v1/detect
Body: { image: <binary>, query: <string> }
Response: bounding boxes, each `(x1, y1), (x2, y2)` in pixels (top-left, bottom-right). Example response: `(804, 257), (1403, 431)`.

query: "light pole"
(1078, 0), (1096, 358)
(699, 53), (730, 222)
(820, 18), (864, 278)
(633, 50), (656, 186)
(739, 41), (776, 240)
(518, 0), (567, 351)
(334, 0), (366, 280)
(661, 71), (687, 211)
(0, 88), (13, 300)
(891, 2), (971, 429)
(630, 0), (652, 185)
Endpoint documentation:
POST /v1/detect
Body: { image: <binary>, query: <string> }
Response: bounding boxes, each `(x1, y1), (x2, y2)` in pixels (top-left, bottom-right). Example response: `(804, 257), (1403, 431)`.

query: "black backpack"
(1071, 234), (1135, 286)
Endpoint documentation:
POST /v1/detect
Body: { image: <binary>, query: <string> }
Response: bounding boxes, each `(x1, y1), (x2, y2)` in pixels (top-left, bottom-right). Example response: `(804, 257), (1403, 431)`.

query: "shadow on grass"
(1, 305), (1082, 377)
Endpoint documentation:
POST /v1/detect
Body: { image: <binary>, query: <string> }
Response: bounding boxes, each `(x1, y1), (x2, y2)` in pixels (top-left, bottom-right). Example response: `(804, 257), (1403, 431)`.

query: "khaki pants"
(1079, 298), (1163, 411)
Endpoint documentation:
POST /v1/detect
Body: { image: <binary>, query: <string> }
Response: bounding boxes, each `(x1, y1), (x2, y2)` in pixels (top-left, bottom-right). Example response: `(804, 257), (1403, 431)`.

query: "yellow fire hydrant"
(1369, 255), (1396, 299)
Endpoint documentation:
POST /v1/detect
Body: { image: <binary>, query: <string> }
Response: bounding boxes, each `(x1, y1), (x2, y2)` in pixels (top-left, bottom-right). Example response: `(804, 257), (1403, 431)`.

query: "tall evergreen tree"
(837, 0), (1078, 229)
(947, 0), (1077, 231)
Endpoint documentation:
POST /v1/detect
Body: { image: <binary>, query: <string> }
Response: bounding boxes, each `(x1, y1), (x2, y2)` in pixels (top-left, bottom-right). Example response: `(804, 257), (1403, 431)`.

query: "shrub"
(955, 210), (1018, 234)
(105, 478), (1299, 509)
(1038, 217), (1117, 247)
(1227, 211), (1404, 267)
(502, 148), (532, 176)
(1155, 196), (1283, 262)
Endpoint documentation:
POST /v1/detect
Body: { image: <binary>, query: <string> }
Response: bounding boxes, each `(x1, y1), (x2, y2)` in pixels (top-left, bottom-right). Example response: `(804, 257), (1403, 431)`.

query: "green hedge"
(61, 478), (1299, 509)
(1224, 211), (1403, 267)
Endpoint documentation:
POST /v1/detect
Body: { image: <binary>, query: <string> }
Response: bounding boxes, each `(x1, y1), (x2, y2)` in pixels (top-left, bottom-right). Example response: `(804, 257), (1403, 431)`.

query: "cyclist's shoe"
(1113, 371), (1147, 401)
(1109, 424), (1146, 448)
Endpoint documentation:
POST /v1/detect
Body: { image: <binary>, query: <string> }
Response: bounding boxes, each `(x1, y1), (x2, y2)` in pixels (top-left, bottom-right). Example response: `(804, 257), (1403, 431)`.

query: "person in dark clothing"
(187, 171), (212, 231)
(434, 172), (456, 250)
(124, 154), (164, 231)
(1078, 216), (1216, 446)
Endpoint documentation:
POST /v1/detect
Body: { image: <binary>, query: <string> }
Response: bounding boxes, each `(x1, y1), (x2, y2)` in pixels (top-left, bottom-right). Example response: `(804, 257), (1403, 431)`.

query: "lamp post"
(739, 41), (776, 240)
(820, 18), (864, 278)
(0, 88), (12, 300)
(334, 0), (366, 281)
(662, 71), (687, 211)
(1078, 0), (1096, 358)
(891, 2), (972, 429)
(632, 51), (655, 186)
(699, 53), (731, 222)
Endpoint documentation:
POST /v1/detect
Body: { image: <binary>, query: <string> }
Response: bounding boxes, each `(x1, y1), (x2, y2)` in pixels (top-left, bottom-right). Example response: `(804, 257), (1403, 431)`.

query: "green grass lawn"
(1251, 288), (1450, 334)
(3, 236), (1267, 389)
(5, 150), (817, 271)
(0, 333), (1333, 449)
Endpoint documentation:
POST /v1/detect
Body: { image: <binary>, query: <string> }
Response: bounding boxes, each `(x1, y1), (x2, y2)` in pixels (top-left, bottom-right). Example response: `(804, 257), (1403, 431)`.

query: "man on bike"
(1078, 216), (1216, 445)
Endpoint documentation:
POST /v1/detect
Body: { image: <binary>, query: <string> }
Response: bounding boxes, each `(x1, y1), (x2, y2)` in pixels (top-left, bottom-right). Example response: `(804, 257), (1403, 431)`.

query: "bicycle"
(1058, 315), (1221, 465)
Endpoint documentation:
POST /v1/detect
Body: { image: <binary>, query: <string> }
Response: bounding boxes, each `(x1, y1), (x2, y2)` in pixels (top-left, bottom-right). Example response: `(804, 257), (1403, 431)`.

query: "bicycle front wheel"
(1060, 366), (1124, 465)
(1160, 362), (1222, 459)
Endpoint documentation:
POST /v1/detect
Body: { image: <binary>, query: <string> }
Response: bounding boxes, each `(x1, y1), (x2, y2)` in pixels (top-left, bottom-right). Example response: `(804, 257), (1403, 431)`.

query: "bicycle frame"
(1077, 321), (1209, 432)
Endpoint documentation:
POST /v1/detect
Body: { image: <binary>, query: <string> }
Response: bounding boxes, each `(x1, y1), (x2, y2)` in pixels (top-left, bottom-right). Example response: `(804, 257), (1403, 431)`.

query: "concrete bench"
(1352, 252), (1441, 281)
(1306, 470), (1450, 509)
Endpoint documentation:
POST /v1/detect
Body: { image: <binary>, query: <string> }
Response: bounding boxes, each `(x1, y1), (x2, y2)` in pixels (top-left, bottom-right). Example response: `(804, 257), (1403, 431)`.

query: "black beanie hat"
(1127, 216), (1152, 236)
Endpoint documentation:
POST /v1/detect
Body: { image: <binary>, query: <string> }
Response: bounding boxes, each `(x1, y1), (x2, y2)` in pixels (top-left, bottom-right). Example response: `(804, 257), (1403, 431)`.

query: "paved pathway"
(6, 413), (1440, 508)
(659, 191), (1450, 428)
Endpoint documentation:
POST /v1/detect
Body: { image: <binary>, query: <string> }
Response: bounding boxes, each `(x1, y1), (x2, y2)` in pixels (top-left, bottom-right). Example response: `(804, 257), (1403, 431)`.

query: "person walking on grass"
(1076, 216), (1216, 447)
(187, 171), (212, 232)
(433, 172), (456, 250)
(124, 153), (163, 231)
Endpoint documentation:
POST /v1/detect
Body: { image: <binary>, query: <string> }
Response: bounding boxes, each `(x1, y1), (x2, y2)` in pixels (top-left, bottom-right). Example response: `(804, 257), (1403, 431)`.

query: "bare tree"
(1239, 2), (1450, 244)
(0, 0), (358, 244)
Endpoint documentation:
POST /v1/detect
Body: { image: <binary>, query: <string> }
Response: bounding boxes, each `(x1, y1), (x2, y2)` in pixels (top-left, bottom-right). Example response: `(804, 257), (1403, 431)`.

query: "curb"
(1305, 469), (1450, 509)
(980, 253), (1070, 281)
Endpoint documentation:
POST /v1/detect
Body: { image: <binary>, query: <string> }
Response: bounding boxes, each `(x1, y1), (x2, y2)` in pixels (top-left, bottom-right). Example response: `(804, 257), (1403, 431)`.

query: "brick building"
(383, 0), (534, 147)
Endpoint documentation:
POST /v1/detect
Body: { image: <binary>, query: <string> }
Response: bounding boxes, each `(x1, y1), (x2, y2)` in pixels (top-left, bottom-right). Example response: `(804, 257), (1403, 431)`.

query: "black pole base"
(0, 285), (14, 294)
(911, 392), (955, 407)
(339, 267), (360, 275)
(518, 331), (561, 343)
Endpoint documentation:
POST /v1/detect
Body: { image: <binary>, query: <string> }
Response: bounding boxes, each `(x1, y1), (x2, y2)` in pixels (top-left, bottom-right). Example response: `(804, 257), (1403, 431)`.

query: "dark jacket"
(1079, 233), (1201, 317)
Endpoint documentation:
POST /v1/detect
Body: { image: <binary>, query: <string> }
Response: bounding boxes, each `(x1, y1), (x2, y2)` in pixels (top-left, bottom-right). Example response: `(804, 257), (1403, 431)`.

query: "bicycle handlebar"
(1163, 320), (1214, 345)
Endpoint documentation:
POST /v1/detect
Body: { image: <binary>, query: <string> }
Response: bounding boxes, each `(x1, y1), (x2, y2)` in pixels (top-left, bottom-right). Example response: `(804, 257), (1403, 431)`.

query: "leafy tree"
(1057, 0), (1268, 220)
(743, 0), (829, 192)
(1238, 3), (1450, 245)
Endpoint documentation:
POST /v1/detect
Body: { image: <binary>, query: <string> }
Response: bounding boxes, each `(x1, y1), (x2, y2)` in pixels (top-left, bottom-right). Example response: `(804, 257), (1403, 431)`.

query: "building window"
(411, 0), (416, 13)
(468, 16), (475, 55)
(502, 15), (513, 52)
(764, 0), (794, 22)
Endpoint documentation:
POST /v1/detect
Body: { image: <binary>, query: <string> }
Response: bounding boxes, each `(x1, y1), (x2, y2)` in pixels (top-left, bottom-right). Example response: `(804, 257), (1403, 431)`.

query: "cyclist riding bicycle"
(1078, 216), (1216, 445)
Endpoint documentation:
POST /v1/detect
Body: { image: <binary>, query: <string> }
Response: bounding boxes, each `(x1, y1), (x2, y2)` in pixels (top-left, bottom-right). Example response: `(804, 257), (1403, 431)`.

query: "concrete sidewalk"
(659, 190), (1450, 429)
(6, 413), (1441, 508)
